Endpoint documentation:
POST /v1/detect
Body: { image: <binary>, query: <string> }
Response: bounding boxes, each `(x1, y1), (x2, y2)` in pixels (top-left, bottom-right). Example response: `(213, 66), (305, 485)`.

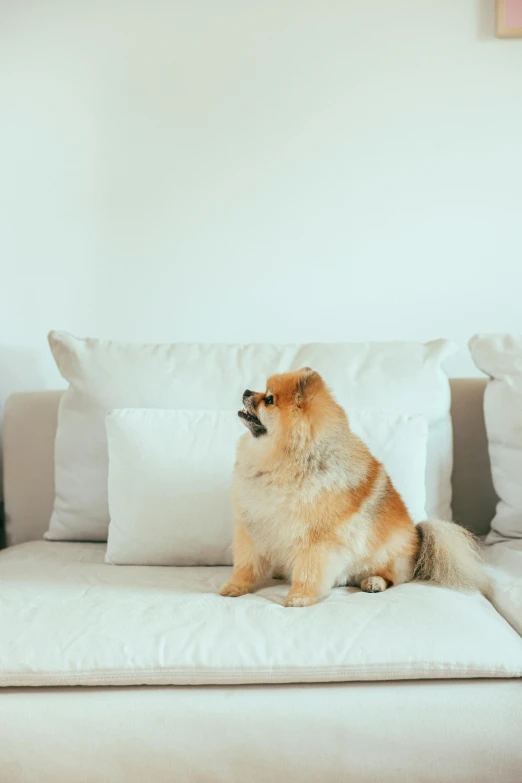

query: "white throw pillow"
(105, 407), (427, 566)
(46, 331), (454, 541)
(469, 334), (522, 542)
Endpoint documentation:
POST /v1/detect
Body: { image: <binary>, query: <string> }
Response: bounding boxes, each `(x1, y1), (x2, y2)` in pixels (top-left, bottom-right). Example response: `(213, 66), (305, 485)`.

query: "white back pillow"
(470, 334), (522, 542)
(47, 331), (454, 541)
(105, 408), (427, 566)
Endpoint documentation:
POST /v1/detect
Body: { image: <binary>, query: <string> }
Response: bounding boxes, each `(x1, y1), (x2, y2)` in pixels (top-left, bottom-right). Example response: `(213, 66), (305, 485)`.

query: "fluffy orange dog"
(220, 368), (488, 607)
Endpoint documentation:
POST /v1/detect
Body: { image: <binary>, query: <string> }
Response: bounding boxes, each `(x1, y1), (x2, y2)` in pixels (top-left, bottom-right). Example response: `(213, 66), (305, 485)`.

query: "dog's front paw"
(219, 582), (250, 598)
(284, 593), (317, 608)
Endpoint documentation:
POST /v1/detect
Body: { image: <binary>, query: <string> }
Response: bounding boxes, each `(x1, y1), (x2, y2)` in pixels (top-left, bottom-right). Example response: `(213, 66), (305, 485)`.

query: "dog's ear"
(296, 368), (322, 406)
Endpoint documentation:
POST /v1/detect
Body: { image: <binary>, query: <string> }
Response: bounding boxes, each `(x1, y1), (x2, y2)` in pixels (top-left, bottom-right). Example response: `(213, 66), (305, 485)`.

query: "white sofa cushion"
(46, 331), (455, 542)
(484, 539), (522, 637)
(104, 407), (428, 567)
(0, 542), (521, 687)
(106, 409), (240, 566)
(469, 334), (522, 541)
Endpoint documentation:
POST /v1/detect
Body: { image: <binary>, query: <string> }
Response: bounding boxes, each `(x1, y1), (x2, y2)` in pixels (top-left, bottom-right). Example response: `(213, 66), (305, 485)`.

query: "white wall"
(1, 0), (521, 415)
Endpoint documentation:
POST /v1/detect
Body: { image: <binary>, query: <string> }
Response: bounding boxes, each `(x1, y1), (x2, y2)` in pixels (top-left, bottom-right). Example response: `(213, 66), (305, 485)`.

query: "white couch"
(1, 382), (522, 783)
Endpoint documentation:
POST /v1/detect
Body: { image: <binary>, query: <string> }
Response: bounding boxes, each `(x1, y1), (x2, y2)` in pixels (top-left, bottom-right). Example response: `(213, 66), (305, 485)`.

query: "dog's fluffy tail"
(413, 520), (491, 596)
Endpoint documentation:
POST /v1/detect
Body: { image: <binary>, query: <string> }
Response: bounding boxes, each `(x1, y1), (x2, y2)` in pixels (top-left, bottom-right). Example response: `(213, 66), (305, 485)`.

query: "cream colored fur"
(415, 520), (491, 595)
(220, 368), (488, 606)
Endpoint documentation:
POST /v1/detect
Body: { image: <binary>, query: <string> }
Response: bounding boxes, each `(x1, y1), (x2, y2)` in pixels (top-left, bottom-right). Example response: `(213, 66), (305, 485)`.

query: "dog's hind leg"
(360, 576), (389, 593)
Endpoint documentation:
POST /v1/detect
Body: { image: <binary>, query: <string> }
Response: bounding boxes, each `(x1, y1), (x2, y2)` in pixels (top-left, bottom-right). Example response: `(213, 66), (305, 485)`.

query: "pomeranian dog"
(220, 367), (488, 607)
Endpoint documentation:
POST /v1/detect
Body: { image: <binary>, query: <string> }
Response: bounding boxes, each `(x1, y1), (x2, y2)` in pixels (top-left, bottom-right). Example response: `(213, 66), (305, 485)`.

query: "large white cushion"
(0, 542), (521, 687)
(46, 331), (456, 541)
(104, 407), (428, 567)
(469, 334), (522, 542)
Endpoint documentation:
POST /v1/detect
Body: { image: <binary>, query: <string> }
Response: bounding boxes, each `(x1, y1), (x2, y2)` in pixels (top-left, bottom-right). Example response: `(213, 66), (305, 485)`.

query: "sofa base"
(1, 680), (521, 783)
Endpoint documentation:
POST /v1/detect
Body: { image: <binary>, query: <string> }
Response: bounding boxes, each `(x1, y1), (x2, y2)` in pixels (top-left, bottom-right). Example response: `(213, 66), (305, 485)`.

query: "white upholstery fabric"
(1, 681), (521, 783)
(484, 539), (522, 636)
(106, 409), (241, 566)
(0, 542), (520, 688)
(46, 331), (456, 541)
(470, 333), (522, 541)
(105, 407), (427, 566)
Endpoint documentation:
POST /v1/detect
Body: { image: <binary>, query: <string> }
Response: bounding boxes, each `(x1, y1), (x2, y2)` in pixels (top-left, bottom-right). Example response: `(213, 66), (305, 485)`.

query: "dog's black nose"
(243, 389), (253, 398)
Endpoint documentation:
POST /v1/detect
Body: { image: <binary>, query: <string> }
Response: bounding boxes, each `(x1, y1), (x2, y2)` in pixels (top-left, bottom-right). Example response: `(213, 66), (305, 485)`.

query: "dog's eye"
(265, 395), (274, 406)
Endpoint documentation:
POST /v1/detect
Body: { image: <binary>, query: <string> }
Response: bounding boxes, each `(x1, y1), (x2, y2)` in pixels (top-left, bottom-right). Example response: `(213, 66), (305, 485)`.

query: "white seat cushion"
(0, 542), (520, 688)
